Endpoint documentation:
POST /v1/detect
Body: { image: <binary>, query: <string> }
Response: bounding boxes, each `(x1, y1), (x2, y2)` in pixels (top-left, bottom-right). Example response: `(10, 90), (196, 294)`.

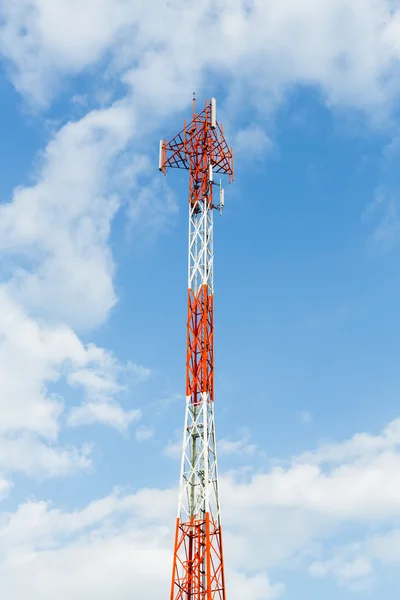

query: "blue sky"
(1, 1), (400, 599)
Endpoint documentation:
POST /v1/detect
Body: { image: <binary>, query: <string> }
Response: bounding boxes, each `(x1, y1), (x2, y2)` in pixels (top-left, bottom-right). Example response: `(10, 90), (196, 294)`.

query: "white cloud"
(0, 286), (125, 441)
(162, 431), (182, 460)
(3, 0), (400, 123)
(227, 570), (284, 600)
(67, 402), (141, 432)
(295, 416), (400, 466)
(160, 415), (400, 577)
(0, 97), (149, 476)
(125, 362), (152, 383)
(0, 493), (172, 599)
(0, 100), (135, 330)
(3, 414), (400, 596)
(217, 416), (400, 582)
(4, 2), (400, 596)
(127, 176), (178, 241)
(67, 365), (121, 400)
(308, 524), (400, 589)
(0, 479), (11, 500)
(0, 0), (139, 105)
(234, 124), (273, 159)
(0, 486), (285, 600)
(362, 188), (400, 249)
(366, 528), (400, 566)
(66, 356), (152, 432)
(219, 428), (257, 456)
(228, 451), (400, 523)
(0, 434), (91, 479)
(0, 284), (134, 475)
(309, 554), (373, 588)
(67, 357), (147, 432)
(0, 221), (151, 470)
(135, 426), (154, 442)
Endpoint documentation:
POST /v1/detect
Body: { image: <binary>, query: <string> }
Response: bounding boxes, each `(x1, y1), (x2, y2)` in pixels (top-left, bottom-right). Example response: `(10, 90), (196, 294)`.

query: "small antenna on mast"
(219, 179), (224, 215)
(192, 92), (196, 117)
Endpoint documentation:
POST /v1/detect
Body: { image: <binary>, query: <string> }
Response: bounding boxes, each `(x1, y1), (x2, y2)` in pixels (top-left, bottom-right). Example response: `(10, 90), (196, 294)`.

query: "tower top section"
(159, 97), (234, 184)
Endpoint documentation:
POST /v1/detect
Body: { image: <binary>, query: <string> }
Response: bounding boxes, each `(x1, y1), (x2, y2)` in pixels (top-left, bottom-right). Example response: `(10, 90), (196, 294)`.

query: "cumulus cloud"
(0, 434), (91, 479)
(0, 282), (133, 475)
(160, 415), (400, 581)
(2, 1), (400, 597)
(225, 446), (400, 524)
(2, 0), (400, 123)
(295, 416), (400, 465)
(219, 416), (400, 584)
(0, 494), (171, 599)
(309, 554), (373, 590)
(0, 101), (135, 330)
(0, 413), (399, 596)
(0, 97), (147, 476)
(0, 485), (285, 600)
(308, 518), (400, 589)
(0, 285), (125, 439)
(0, 0), (137, 105)
(4, 413), (400, 597)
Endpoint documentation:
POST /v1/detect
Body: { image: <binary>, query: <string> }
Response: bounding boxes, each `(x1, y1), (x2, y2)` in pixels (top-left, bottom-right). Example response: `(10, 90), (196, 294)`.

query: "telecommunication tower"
(159, 97), (234, 600)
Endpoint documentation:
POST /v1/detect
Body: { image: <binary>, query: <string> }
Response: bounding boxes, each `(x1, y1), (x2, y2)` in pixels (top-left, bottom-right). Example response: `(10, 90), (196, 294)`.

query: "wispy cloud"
(68, 402), (141, 433)
(219, 429), (257, 457)
(297, 411), (312, 425)
(363, 188), (400, 250)
(234, 124), (273, 160)
(135, 425), (154, 442)
(127, 177), (179, 242)
(151, 393), (183, 416)
(162, 430), (182, 460)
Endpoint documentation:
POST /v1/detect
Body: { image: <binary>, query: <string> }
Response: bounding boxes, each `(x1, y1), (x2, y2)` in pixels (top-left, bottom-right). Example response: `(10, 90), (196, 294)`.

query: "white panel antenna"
(219, 180), (224, 215)
(211, 98), (216, 129)
(158, 140), (164, 171)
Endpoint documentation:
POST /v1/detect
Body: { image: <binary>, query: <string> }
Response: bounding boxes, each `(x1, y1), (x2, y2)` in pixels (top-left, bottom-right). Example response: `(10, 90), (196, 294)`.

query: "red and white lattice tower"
(159, 97), (234, 600)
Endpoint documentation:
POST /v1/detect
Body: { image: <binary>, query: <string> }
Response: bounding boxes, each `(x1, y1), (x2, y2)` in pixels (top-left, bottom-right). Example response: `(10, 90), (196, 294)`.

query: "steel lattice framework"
(159, 97), (234, 600)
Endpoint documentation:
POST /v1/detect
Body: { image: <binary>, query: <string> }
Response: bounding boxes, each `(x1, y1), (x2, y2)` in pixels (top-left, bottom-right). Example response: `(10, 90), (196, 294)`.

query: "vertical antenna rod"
(159, 98), (234, 600)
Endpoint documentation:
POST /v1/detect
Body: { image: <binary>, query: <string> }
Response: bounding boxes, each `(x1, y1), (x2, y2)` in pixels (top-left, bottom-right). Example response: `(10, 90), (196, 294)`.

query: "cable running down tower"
(159, 97), (234, 600)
